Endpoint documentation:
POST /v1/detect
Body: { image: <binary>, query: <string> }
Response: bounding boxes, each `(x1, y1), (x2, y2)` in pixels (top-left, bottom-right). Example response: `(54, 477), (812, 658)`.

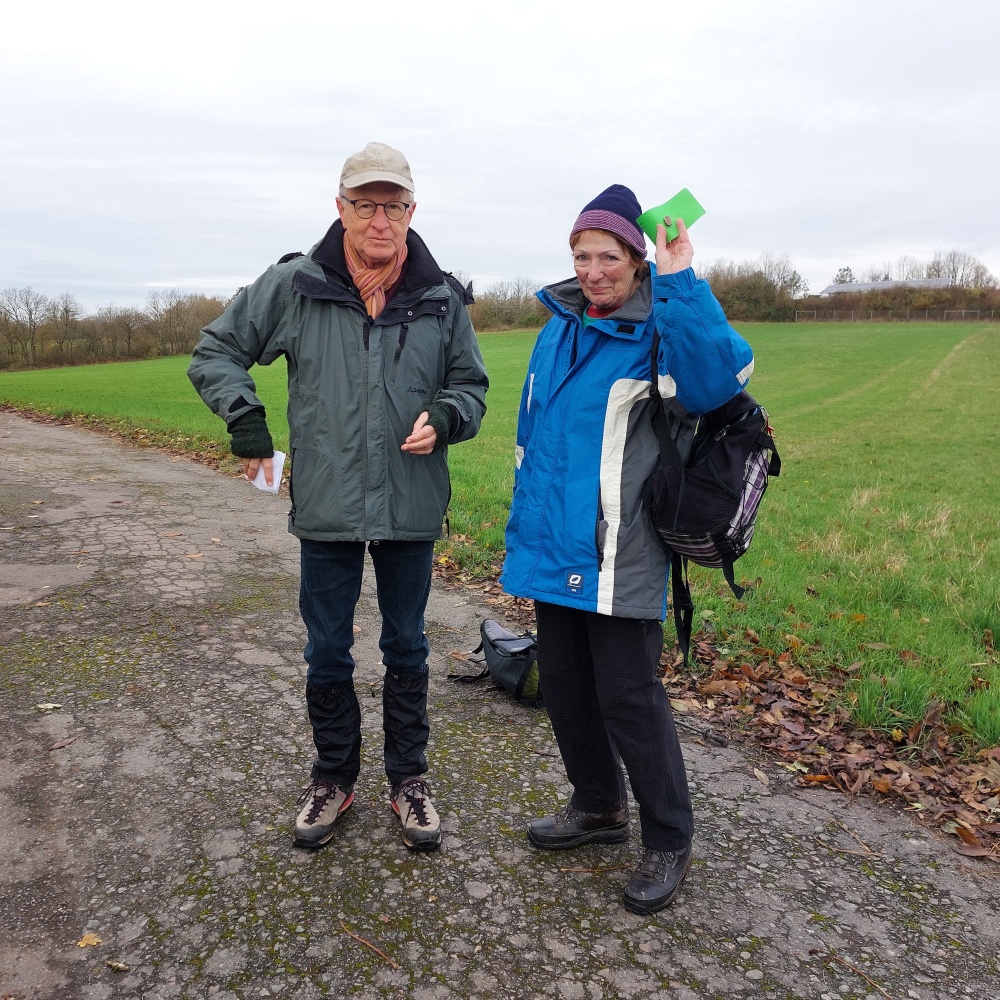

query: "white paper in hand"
(252, 451), (285, 493)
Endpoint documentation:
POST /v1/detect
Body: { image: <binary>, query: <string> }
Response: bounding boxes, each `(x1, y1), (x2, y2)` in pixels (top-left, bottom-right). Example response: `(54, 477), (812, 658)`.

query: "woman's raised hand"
(654, 216), (694, 275)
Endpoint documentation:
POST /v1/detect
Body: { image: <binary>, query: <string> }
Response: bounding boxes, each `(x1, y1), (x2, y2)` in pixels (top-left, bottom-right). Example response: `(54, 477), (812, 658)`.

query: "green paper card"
(636, 188), (706, 242)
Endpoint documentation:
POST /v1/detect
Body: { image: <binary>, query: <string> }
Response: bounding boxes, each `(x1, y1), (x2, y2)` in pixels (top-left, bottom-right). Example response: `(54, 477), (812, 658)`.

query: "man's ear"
(336, 197), (347, 225)
(408, 201), (417, 222)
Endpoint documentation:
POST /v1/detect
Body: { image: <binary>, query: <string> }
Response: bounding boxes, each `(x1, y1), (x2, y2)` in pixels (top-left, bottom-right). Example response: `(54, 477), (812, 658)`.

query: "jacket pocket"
(595, 489), (608, 569)
(389, 450), (450, 536)
(288, 447), (361, 535)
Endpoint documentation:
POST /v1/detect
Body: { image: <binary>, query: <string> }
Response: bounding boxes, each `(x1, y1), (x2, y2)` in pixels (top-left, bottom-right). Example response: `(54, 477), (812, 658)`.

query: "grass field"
(2, 322), (999, 751)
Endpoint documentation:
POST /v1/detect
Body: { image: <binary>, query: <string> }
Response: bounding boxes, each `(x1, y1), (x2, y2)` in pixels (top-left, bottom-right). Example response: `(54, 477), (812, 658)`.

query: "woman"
(500, 184), (753, 914)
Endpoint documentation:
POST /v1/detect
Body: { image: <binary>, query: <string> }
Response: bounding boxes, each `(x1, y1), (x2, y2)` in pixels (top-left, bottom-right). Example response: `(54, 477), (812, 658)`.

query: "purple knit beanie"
(570, 184), (646, 256)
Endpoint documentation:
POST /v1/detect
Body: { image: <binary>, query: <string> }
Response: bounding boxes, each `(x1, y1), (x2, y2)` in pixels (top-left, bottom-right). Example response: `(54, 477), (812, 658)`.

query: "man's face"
(337, 182), (415, 264)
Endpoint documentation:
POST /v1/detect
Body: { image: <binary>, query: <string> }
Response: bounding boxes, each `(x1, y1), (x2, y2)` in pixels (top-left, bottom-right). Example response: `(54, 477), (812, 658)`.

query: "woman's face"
(572, 230), (639, 311)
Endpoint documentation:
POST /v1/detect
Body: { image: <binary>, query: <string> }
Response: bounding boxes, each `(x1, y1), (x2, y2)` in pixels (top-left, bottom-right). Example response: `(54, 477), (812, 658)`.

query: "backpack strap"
(645, 330), (696, 516)
(512, 648), (539, 701)
(721, 558), (745, 600)
(446, 640), (490, 683)
(670, 551), (695, 667)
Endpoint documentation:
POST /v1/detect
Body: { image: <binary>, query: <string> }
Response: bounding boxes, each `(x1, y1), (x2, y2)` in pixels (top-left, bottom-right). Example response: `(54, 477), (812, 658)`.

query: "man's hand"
(242, 456), (274, 485)
(401, 411), (437, 455)
(655, 216), (694, 275)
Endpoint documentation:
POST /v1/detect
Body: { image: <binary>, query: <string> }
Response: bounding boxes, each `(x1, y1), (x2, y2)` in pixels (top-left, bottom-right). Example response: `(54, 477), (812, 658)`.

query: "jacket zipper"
(390, 323), (409, 382)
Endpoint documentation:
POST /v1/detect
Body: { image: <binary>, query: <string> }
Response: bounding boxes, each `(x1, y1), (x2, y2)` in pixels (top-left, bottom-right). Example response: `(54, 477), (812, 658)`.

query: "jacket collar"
(309, 220), (446, 298)
(538, 269), (654, 338)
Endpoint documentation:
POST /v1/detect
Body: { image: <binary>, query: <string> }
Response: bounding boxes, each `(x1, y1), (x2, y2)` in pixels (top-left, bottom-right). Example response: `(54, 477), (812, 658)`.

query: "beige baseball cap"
(339, 141), (415, 193)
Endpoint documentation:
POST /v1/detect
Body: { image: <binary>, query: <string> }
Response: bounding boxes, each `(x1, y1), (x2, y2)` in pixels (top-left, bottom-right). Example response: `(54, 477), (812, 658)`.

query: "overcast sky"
(3, 0), (998, 313)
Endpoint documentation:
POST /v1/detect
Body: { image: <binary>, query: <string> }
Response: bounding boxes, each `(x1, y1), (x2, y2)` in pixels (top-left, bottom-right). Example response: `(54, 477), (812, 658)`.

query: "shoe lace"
(557, 802), (584, 825)
(397, 778), (431, 827)
(636, 849), (679, 880)
(556, 802), (622, 826)
(298, 780), (338, 824)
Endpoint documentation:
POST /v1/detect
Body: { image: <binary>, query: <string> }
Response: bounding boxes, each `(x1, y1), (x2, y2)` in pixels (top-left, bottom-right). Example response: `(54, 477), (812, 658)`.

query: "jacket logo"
(566, 572), (584, 594)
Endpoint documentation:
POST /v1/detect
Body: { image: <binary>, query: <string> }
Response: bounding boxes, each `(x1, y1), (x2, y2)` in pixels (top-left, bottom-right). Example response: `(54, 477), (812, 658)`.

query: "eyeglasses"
(341, 197), (411, 222)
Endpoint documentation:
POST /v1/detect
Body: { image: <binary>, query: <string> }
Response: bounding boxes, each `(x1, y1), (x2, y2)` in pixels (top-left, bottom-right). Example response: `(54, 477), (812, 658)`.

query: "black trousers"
(535, 601), (694, 852)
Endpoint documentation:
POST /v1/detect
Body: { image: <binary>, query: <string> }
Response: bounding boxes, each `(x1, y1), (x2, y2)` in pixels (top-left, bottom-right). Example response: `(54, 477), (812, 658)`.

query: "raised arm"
(651, 218), (753, 414)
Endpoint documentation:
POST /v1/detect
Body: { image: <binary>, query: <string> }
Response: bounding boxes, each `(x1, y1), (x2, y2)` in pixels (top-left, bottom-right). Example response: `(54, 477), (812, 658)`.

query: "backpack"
(644, 330), (781, 665)
(448, 619), (543, 709)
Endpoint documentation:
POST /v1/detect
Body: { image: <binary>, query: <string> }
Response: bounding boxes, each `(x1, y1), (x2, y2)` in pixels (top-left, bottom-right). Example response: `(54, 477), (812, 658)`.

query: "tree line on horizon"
(2, 248), (997, 371)
(0, 288), (227, 371)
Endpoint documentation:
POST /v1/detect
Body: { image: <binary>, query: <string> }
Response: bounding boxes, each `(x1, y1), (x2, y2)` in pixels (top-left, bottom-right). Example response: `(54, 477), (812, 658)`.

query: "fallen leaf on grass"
(34, 600), (52, 607)
(105, 961), (129, 972)
(77, 933), (102, 947)
(753, 767), (770, 786)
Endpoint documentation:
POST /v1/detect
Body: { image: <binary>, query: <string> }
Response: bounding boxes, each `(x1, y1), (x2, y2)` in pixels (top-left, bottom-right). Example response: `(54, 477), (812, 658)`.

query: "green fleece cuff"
(425, 401), (455, 453)
(228, 410), (274, 459)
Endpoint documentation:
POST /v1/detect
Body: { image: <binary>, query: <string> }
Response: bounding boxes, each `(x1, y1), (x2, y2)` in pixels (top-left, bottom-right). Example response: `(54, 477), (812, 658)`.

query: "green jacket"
(188, 222), (489, 541)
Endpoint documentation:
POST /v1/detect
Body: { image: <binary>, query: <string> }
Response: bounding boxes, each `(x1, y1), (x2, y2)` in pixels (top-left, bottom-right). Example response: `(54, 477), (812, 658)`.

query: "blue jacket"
(500, 266), (754, 620)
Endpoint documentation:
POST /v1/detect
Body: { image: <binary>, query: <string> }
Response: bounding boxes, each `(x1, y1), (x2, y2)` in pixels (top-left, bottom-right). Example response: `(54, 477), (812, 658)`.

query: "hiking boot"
(292, 779), (354, 849)
(623, 844), (693, 914)
(390, 777), (441, 851)
(526, 802), (630, 850)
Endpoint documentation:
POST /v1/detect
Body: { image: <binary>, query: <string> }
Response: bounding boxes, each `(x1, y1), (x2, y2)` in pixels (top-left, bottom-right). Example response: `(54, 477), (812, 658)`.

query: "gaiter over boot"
(306, 681), (362, 786)
(382, 669), (430, 786)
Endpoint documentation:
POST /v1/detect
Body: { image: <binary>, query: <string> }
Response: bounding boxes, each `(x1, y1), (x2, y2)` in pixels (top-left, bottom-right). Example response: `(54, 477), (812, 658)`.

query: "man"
(188, 142), (488, 852)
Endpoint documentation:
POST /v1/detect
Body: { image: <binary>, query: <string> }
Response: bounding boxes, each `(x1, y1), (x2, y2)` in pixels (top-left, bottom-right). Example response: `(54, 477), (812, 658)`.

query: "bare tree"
(928, 250), (997, 288)
(893, 255), (925, 281)
(470, 276), (545, 329)
(48, 292), (82, 357)
(145, 289), (193, 355)
(0, 287), (49, 365)
(98, 304), (147, 358)
(757, 251), (797, 292)
(861, 263), (893, 283)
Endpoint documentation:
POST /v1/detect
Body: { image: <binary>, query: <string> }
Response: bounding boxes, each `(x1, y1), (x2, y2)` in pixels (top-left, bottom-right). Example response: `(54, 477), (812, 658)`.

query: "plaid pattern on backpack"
(645, 331), (781, 664)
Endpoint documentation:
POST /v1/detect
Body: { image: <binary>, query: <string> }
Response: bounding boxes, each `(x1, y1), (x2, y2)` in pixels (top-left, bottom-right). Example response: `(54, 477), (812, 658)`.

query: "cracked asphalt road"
(1, 411), (998, 1000)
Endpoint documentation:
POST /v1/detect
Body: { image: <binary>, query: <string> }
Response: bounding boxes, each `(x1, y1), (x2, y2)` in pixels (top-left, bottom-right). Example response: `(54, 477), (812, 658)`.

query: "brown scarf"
(344, 236), (408, 318)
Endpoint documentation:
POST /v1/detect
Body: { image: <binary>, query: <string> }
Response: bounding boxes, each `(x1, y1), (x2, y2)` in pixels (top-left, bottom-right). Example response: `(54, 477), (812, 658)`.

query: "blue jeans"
(299, 539), (434, 686)
(299, 539), (434, 786)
